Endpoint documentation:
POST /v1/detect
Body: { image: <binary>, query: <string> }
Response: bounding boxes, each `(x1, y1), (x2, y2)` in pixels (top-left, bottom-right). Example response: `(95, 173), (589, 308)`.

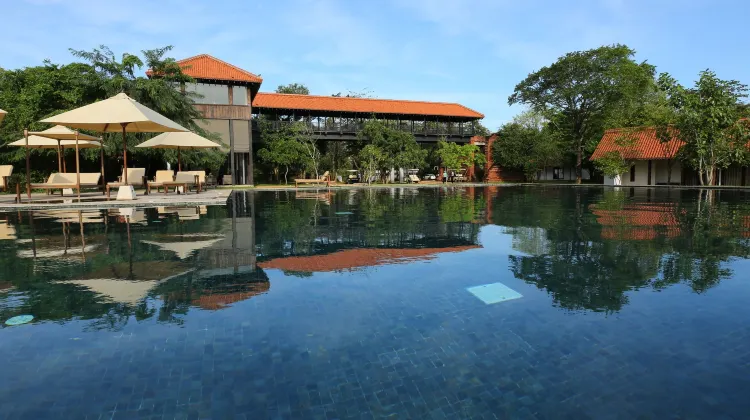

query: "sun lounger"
(146, 170), (175, 195)
(184, 171), (210, 192)
(408, 174), (420, 184)
(295, 171), (330, 188)
(29, 172), (102, 196)
(0, 165), (13, 192)
(106, 168), (147, 199)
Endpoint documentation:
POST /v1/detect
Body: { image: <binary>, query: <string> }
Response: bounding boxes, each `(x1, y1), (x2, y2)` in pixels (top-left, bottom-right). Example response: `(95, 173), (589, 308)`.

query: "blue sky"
(2, 0), (748, 130)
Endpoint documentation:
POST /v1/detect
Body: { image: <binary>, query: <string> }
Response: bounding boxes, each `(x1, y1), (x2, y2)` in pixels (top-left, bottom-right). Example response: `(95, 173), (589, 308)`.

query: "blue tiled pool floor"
(2, 188), (750, 418)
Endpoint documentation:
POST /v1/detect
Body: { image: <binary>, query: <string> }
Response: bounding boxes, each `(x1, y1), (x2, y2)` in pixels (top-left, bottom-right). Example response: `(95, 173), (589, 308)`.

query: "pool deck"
(0, 188), (232, 211)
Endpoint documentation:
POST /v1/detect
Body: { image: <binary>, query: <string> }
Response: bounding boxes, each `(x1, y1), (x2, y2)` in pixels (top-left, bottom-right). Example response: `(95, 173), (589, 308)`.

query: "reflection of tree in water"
(499, 187), (750, 313)
(255, 188), (484, 261)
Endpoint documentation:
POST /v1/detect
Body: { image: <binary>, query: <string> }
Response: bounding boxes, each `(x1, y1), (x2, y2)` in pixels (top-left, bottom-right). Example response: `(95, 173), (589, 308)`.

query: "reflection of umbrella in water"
(56, 261), (193, 304)
(57, 279), (160, 305)
(142, 237), (222, 259)
(0, 221), (16, 240)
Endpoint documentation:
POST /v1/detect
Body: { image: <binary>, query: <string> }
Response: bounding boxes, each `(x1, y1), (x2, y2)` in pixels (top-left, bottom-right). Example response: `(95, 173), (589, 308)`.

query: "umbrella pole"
(79, 211), (86, 262)
(121, 123), (128, 184)
(100, 137), (105, 194)
(57, 140), (62, 172)
(178, 147), (181, 172)
(75, 131), (81, 202)
(62, 146), (67, 172)
(24, 129), (30, 199)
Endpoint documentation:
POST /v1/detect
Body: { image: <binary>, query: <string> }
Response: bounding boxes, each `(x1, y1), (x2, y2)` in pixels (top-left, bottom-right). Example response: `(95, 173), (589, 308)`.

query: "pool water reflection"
(2, 187), (750, 418)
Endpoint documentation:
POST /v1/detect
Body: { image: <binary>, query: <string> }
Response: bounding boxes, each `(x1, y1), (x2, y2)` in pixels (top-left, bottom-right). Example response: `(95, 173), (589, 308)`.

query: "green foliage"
(257, 121), (305, 184)
(258, 120), (321, 181)
(436, 139), (485, 173)
(493, 111), (564, 181)
(509, 44), (655, 183)
(358, 120), (426, 182)
(594, 151), (629, 177)
(658, 70), (750, 185)
(276, 83), (310, 95)
(0, 45), (227, 176)
(359, 144), (385, 185)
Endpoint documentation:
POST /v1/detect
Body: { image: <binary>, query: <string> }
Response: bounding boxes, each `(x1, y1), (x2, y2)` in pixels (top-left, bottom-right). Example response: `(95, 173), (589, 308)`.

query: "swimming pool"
(1, 186), (749, 418)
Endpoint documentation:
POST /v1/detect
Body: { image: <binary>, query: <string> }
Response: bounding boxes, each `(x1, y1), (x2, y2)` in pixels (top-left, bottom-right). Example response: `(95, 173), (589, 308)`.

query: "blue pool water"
(1, 186), (750, 419)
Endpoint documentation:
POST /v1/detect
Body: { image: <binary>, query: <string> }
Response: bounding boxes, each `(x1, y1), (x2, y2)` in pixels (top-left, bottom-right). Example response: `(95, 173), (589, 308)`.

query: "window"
(553, 167), (562, 180)
(232, 86), (248, 105)
(185, 83), (229, 104)
(630, 165), (636, 182)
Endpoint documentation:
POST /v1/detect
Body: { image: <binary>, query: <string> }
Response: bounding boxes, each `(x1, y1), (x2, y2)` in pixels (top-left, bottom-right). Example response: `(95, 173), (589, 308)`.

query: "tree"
(509, 44), (655, 183)
(257, 121), (303, 184)
(358, 120), (426, 182)
(276, 83), (309, 95)
(435, 140), (486, 179)
(594, 151), (630, 179)
(1, 46), (227, 176)
(359, 144), (384, 185)
(659, 71), (750, 186)
(296, 123), (322, 179)
(69, 45), (227, 174)
(331, 88), (373, 98)
(493, 111), (564, 181)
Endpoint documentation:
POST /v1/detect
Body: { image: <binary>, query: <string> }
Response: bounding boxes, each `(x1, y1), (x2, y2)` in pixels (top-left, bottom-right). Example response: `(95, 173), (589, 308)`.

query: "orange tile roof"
(591, 127), (684, 161)
(252, 93), (484, 119)
(148, 54), (263, 84)
(591, 203), (682, 240)
(192, 283), (270, 310)
(258, 246), (480, 273)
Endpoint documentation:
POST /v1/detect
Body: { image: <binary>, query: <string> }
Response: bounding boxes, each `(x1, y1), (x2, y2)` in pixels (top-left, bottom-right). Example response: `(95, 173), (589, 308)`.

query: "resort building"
(592, 126), (750, 186)
(591, 127), (684, 187)
(156, 54), (485, 185)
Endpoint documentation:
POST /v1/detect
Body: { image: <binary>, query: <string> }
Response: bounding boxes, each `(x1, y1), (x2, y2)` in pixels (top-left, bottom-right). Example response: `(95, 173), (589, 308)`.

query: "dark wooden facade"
(251, 111), (478, 143)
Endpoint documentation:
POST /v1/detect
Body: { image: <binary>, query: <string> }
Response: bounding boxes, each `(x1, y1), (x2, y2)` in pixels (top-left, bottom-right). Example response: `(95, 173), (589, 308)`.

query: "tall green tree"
(493, 111), (564, 181)
(257, 121), (304, 184)
(276, 83), (310, 95)
(508, 44), (655, 183)
(658, 71), (750, 185)
(435, 139), (486, 178)
(358, 120), (426, 182)
(69, 45), (228, 174)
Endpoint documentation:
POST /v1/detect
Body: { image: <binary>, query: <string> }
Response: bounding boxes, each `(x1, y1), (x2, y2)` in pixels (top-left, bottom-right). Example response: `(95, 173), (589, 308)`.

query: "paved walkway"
(0, 188), (231, 211)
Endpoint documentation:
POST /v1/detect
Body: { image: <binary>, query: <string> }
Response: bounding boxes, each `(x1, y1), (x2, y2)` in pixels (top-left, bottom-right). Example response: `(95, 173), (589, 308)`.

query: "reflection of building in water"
(157, 206), (207, 221)
(591, 203), (681, 240)
(259, 246), (480, 273)
(509, 227), (550, 256)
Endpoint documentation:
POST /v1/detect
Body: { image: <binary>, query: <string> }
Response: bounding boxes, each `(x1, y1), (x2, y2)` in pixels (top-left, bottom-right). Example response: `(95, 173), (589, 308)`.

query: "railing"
(251, 119), (476, 137)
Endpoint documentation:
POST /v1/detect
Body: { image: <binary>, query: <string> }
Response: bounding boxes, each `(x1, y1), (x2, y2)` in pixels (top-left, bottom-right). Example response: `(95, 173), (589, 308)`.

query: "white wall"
(653, 161), (682, 185)
(620, 161), (649, 186)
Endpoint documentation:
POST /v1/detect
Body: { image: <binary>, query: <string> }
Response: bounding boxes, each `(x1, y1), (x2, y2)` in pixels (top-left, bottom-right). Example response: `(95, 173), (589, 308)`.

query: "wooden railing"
(251, 119), (476, 137)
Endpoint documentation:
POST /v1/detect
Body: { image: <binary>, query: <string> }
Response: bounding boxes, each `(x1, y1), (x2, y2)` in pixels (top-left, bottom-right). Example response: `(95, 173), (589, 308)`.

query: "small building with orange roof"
(591, 127), (684, 187)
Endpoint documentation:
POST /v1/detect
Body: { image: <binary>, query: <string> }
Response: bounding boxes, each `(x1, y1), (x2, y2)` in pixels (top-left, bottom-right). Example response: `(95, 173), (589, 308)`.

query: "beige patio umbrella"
(0, 109), (6, 124)
(136, 131), (220, 171)
(40, 92), (188, 185)
(16, 126), (101, 200)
